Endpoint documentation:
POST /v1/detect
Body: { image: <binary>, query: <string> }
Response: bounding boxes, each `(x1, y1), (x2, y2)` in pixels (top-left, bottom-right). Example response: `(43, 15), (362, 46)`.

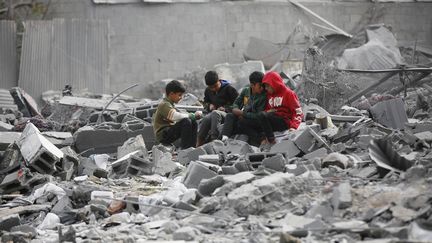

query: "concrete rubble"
(0, 20), (432, 243)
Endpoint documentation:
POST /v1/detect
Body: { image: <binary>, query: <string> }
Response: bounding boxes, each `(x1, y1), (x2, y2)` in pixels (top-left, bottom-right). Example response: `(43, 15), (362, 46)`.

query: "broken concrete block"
(223, 139), (254, 155)
(227, 183), (263, 216)
(17, 123), (63, 174)
(293, 128), (316, 154)
(332, 182), (352, 209)
(221, 165), (239, 174)
(262, 153), (286, 171)
(306, 202), (333, 220)
(223, 171), (255, 187)
(117, 135), (148, 159)
(270, 139), (301, 158)
(127, 155), (154, 176)
(234, 161), (250, 172)
(252, 172), (294, 192)
(183, 161), (218, 189)
(0, 132), (20, 151)
(286, 164), (308, 176)
(0, 121), (13, 131)
(74, 125), (155, 156)
(246, 152), (288, 169)
(414, 131), (432, 143)
(152, 145), (176, 175)
(38, 213), (60, 230)
(303, 147), (328, 160)
(355, 166), (378, 179)
(370, 98), (408, 130)
(173, 226), (200, 241)
(198, 175), (225, 196)
(322, 152), (351, 169)
(0, 169), (47, 194)
(198, 154), (220, 165)
(0, 214), (21, 231)
(177, 147), (206, 166)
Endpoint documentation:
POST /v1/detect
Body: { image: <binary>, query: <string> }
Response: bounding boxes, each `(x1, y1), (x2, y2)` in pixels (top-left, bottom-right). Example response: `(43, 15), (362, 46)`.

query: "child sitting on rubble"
(196, 71), (239, 147)
(152, 80), (202, 150)
(239, 71), (303, 151)
(219, 71), (267, 145)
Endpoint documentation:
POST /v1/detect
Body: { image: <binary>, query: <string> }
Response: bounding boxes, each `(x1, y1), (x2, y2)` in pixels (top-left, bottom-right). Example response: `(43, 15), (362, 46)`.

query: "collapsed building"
(1, 0), (432, 242)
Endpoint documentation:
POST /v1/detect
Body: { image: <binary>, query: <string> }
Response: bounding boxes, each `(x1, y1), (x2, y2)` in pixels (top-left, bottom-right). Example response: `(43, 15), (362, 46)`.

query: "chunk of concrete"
(198, 154), (220, 165)
(173, 226), (200, 241)
(303, 148), (328, 160)
(183, 161), (218, 189)
(223, 171), (255, 187)
(270, 139), (301, 158)
(246, 152), (288, 169)
(414, 131), (432, 142)
(0, 121), (13, 131)
(331, 182), (352, 209)
(370, 98), (408, 130)
(221, 165), (239, 175)
(227, 183), (263, 216)
(152, 145), (176, 175)
(178, 147), (206, 166)
(0, 214), (21, 231)
(262, 153), (286, 171)
(322, 152), (351, 169)
(198, 175), (225, 196)
(17, 123), (63, 174)
(223, 139), (254, 155)
(117, 135), (148, 159)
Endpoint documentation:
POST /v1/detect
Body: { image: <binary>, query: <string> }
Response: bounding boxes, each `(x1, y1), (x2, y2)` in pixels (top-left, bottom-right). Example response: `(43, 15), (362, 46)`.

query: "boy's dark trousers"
(160, 118), (197, 149)
(238, 112), (287, 142)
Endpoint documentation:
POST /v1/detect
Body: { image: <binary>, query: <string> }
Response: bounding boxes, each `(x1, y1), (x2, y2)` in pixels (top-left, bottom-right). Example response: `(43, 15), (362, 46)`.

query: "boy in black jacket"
(197, 71), (238, 146)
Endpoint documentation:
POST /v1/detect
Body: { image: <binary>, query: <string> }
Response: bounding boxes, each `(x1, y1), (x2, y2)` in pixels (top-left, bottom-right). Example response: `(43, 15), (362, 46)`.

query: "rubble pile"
(1, 89), (432, 242)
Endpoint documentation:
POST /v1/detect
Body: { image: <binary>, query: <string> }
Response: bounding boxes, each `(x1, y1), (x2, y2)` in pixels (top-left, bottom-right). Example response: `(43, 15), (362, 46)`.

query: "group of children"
(152, 70), (303, 151)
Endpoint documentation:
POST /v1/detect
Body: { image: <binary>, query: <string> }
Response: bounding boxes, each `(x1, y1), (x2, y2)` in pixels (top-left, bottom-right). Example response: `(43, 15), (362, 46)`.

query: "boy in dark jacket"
(153, 80), (202, 150)
(197, 71), (238, 146)
(220, 71), (267, 143)
(240, 71), (303, 151)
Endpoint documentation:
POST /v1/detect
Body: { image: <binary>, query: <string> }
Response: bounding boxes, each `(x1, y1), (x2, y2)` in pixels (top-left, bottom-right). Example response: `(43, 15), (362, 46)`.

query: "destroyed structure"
(1, 0), (432, 242)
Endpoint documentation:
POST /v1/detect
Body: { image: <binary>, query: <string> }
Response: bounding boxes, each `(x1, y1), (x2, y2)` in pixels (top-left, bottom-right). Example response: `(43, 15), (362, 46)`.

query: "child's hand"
(232, 108), (243, 117)
(218, 106), (225, 111)
(209, 104), (215, 111)
(195, 111), (203, 119)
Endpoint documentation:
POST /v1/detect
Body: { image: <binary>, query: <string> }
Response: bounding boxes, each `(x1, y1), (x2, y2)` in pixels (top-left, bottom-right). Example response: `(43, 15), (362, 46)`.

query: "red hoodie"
(262, 71), (303, 129)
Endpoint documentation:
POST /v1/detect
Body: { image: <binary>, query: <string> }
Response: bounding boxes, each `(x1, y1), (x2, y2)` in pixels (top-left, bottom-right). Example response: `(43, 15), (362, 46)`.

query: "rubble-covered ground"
(1, 22), (432, 243)
(1, 81), (432, 243)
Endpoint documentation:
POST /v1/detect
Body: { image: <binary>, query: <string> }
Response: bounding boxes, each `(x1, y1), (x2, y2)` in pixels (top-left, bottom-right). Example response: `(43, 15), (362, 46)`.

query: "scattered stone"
(173, 226), (200, 241)
(332, 182), (352, 209)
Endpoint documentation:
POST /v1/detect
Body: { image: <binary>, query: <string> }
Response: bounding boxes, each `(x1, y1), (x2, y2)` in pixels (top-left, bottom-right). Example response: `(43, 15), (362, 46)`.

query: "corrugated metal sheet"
(0, 89), (18, 110)
(18, 19), (109, 102)
(0, 21), (18, 89)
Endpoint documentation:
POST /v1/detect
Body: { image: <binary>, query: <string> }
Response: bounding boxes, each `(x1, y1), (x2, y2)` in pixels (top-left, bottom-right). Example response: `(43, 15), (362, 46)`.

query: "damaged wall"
(43, 0), (432, 97)
(0, 21), (18, 89)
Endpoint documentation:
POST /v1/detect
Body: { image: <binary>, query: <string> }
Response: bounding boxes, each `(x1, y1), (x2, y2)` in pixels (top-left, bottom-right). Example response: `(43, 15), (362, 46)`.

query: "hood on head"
(220, 79), (230, 87)
(262, 71), (285, 93)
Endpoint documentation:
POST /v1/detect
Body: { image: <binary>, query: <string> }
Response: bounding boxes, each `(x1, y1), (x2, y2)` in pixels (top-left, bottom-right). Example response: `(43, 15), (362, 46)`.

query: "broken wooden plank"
(290, 0), (352, 38)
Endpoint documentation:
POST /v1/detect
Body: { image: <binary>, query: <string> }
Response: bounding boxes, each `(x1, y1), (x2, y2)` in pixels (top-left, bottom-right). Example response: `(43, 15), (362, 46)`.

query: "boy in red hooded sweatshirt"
(239, 71), (303, 151)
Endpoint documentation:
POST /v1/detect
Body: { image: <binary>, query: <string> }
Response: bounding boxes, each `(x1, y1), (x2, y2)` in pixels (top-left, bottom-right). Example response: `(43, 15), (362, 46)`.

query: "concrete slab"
(370, 98), (408, 130)
(183, 161), (218, 189)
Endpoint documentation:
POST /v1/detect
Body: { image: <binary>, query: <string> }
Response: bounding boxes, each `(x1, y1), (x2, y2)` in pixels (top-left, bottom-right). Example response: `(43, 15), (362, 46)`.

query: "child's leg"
(197, 114), (212, 146)
(220, 113), (238, 139)
(256, 112), (287, 143)
(209, 110), (226, 140)
(179, 118), (197, 149)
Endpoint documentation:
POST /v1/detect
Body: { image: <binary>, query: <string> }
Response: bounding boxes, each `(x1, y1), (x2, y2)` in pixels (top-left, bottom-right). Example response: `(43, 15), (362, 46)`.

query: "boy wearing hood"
(197, 71), (239, 146)
(240, 71), (303, 151)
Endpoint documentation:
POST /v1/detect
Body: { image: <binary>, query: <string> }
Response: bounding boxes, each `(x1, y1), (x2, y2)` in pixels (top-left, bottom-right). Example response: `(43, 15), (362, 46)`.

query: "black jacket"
(203, 79), (238, 112)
